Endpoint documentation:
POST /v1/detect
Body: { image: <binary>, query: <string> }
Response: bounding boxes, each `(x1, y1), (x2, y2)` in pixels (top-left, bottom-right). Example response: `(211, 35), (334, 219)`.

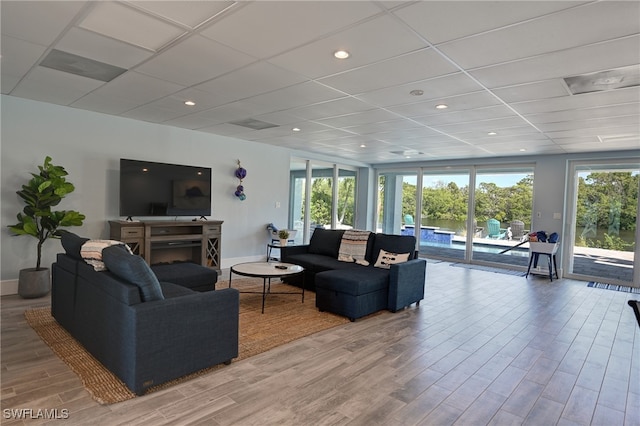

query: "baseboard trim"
(1, 279), (19, 296)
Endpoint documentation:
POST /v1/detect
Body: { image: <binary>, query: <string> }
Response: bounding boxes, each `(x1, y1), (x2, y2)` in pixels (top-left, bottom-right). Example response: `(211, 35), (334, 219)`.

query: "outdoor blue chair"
(404, 214), (415, 225)
(487, 219), (506, 239)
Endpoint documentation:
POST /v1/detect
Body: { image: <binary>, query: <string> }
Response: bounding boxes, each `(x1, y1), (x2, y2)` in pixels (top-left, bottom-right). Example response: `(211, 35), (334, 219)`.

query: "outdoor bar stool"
(526, 241), (559, 281)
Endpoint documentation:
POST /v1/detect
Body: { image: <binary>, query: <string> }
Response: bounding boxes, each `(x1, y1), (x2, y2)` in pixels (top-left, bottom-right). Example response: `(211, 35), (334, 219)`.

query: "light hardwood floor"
(2, 261), (639, 425)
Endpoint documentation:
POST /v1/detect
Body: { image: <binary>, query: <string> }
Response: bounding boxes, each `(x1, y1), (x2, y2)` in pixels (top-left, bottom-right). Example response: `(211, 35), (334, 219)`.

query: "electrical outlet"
(536, 211), (541, 218)
(553, 212), (561, 219)
(275, 201), (281, 208)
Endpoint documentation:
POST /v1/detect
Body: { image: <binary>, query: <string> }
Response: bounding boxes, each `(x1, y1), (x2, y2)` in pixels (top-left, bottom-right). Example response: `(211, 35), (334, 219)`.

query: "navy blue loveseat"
(51, 232), (239, 395)
(281, 229), (426, 321)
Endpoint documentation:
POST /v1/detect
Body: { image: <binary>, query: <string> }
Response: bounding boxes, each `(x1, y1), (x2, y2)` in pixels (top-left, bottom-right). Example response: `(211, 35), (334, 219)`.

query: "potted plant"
(8, 156), (85, 298)
(278, 229), (290, 246)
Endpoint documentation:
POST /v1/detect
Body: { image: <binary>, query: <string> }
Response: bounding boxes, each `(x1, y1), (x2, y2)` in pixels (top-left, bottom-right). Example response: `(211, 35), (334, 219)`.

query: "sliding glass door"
(472, 167), (534, 267)
(566, 161), (639, 285)
(420, 171), (470, 260)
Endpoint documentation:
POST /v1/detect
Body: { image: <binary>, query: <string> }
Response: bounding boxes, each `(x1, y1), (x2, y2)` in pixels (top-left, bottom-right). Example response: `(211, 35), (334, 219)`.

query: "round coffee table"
(229, 262), (305, 313)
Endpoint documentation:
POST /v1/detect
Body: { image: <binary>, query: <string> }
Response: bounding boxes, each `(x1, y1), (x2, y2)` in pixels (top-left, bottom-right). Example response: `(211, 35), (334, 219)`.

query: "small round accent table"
(229, 262), (305, 313)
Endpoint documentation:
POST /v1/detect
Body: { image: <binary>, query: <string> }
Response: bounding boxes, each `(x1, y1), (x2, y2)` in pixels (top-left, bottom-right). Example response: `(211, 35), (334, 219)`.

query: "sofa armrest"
(388, 259), (426, 312)
(281, 244), (310, 262)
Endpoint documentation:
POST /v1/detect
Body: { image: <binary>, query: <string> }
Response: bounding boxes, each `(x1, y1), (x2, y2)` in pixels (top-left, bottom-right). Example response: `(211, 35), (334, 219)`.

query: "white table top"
(231, 262), (304, 278)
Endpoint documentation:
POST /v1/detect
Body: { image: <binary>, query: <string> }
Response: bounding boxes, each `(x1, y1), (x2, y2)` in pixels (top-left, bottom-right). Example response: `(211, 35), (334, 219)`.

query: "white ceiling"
(2, 1), (639, 164)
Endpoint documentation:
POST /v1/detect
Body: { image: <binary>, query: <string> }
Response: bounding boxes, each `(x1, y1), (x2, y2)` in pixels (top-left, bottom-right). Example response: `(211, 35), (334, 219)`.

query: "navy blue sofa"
(281, 229), (426, 321)
(51, 232), (239, 395)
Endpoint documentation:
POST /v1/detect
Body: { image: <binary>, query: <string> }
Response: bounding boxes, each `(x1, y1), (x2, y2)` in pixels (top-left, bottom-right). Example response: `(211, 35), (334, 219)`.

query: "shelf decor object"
(234, 160), (247, 201)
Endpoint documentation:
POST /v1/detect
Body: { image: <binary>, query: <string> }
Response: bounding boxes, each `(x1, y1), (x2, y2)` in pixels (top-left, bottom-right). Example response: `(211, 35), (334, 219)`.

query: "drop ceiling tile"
(317, 109), (399, 128)
(438, 2), (640, 69)
(247, 81), (345, 111)
(319, 48), (459, 95)
(416, 105), (519, 126)
(546, 125), (640, 140)
(1, 1), (87, 46)
(525, 103), (640, 124)
(79, 1), (186, 51)
(70, 92), (143, 115)
(120, 104), (187, 123)
(127, 1), (234, 29)
(388, 91), (501, 117)
(91, 71), (185, 104)
(0, 36), (47, 89)
(429, 116), (535, 134)
(267, 14), (426, 79)
(199, 1), (383, 59)
(56, 27), (153, 69)
(167, 99), (275, 129)
(146, 88), (230, 112)
(537, 116), (640, 133)
(135, 35), (256, 86)
(198, 122), (257, 137)
(393, 1), (579, 45)
(470, 35), (640, 89)
(342, 119), (425, 136)
(194, 61), (308, 101)
(512, 86), (640, 115)
(492, 80), (570, 103)
(356, 73), (484, 107)
(287, 97), (374, 120)
(11, 66), (104, 105)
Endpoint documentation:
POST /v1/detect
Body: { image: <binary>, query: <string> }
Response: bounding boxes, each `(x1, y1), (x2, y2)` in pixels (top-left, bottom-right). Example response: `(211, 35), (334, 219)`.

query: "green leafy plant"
(8, 156), (85, 269)
(278, 229), (290, 240)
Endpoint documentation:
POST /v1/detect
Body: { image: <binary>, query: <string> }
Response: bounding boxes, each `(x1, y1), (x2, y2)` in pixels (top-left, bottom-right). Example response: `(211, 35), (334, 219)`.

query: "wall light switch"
(536, 211), (541, 218)
(275, 201), (281, 208)
(553, 212), (561, 219)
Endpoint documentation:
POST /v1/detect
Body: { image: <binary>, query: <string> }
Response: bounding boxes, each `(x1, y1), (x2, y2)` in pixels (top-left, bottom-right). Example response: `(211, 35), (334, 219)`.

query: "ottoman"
(314, 267), (390, 321)
(151, 262), (218, 292)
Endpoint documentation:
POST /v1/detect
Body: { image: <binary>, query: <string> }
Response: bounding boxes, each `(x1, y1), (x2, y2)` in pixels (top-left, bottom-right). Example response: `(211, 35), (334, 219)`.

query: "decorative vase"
(18, 268), (51, 298)
(279, 239), (288, 246)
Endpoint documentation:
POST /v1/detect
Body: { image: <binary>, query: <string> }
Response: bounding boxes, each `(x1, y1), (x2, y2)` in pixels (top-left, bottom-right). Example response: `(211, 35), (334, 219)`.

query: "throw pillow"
(374, 249), (410, 269)
(102, 245), (164, 302)
(338, 230), (371, 265)
(60, 231), (89, 260)
(81, 239), (133, 271)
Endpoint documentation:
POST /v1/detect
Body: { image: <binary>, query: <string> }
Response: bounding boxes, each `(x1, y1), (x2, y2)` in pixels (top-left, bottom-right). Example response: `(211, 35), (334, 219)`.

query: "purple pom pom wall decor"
(234, 160), (247, 200)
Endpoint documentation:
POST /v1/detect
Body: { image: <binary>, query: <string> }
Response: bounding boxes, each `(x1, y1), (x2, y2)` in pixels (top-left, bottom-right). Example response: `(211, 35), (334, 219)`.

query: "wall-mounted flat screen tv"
(119, 158), (212, 218)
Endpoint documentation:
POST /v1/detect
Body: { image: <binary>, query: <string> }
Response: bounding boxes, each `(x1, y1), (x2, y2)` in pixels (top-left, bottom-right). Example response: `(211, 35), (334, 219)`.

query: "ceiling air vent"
(391, 150), (424, 157)
(564, 65), (639, 95)
(40, 49), (127, 82)
(228, 118), (279, 130)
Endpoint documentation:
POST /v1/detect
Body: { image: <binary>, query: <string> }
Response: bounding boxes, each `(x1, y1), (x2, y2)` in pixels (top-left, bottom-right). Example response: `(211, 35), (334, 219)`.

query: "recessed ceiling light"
(435, 104), (448, 109)
(334, 50), (350, 59)
(520, 148), (526, 152)
(184, 100), (195, 106)
(488, 131), (498, 136)
(360, 144), (366, 148)
(410, 89), (424, 96)
(292, 127), (301, 132)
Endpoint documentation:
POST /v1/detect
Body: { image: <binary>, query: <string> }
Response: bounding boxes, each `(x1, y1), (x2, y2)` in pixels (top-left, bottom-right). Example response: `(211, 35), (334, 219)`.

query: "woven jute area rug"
(24, 279), (348, 405)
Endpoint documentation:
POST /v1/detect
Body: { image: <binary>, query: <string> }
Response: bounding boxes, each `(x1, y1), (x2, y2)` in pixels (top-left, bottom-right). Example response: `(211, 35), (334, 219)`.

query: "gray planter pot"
(18, 268), (51, 298)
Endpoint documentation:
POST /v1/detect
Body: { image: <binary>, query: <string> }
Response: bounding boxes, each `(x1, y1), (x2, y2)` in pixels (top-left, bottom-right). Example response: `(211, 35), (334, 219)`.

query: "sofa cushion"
(374, 249), (410, 269)
(315, 267), (389, 296)
(102, 245), (164, 302)
(151, 263), (217, 292)
(159, 282), (196, 298)
(308, 228), (344, 258)
(286, 253), (361, 273)
(370, 233), (416, 264)
(60, 231), (89, 260)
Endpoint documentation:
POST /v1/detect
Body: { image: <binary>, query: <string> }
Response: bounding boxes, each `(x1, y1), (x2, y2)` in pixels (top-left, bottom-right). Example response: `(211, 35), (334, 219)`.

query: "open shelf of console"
(109, 220), (223, 272)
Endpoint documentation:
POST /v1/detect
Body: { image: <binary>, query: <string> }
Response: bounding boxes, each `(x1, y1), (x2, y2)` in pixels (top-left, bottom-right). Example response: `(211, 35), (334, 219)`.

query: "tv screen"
(119, 159), (212, 218)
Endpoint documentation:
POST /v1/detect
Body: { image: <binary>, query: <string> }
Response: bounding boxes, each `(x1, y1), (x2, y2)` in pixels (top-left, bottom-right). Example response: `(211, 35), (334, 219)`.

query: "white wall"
(1, 95), (291, 293)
